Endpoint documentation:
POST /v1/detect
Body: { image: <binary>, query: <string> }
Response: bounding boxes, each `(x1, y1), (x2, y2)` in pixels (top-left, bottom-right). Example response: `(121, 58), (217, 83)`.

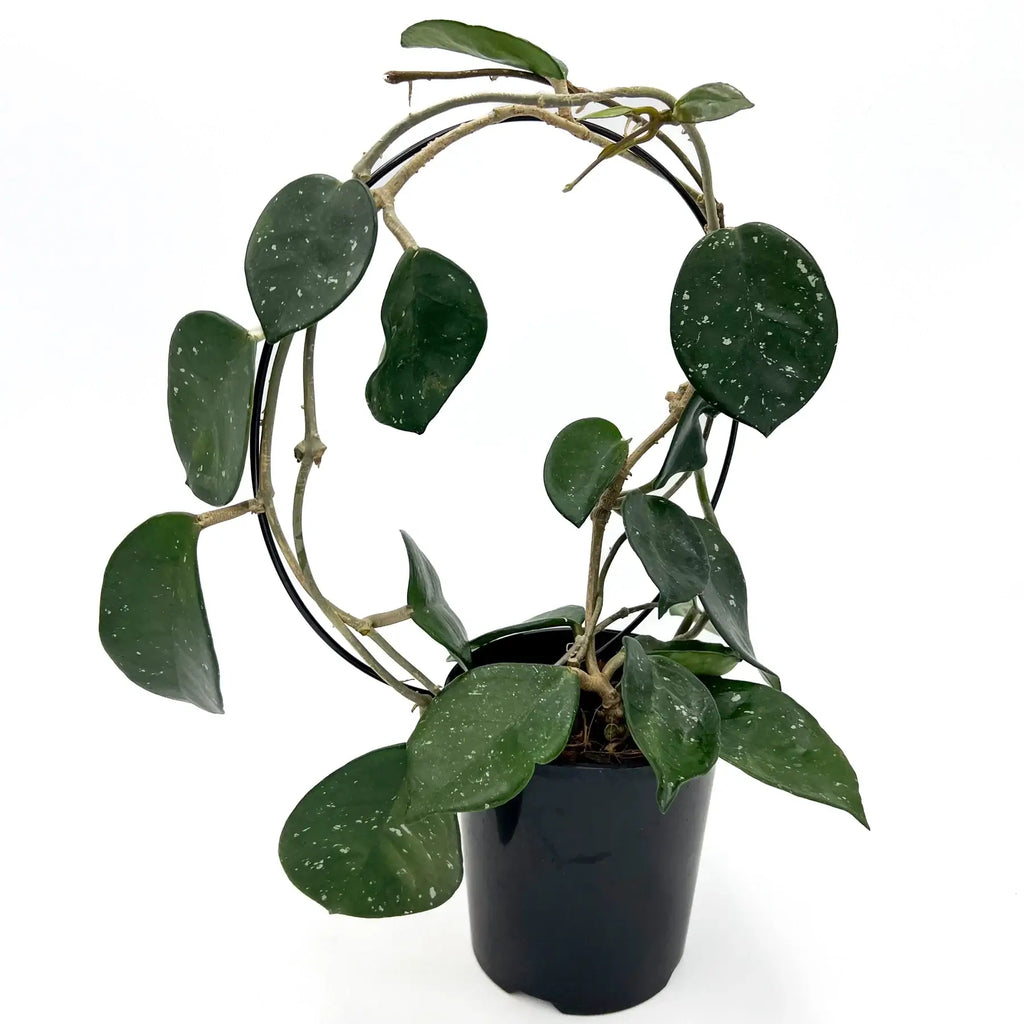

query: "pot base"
(461, 762), (714, 1015)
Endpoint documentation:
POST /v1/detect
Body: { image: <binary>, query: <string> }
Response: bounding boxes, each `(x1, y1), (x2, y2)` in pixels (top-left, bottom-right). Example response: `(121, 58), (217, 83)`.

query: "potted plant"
(98, 18), (866, 1016)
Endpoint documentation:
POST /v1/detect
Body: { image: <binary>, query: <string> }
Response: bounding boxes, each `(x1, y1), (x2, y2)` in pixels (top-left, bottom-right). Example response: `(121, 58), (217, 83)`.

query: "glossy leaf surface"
(279, 744), (463, 917)
(673, 83), (753, 123)
(167, 311), (255, 506)
(704, 679), (867, 827)
(670, 222), (838, 435)
(245, 175), (377, 343)
(543, 418), (628, 527)
(366, 248), (487, 434)
(620, 638), (720, 811)
(469, 605), (585, 652)
(98, 513), (221, 713)
(622, 492), (710, 614)
(401, 19), (567, 78)
(637, 637), (740, 676)
(692, 518), (779, 686)
(653, 395), (709, 487)
(399, 664), (579, 820)
(402, 531), (471, 667)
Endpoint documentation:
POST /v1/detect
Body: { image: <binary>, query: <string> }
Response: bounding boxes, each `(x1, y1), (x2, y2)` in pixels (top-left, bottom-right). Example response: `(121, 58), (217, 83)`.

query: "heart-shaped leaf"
(469, 605), (585, 652)
(98, 513), (221, 713)
(670, 222), (838, 436)
(622, 492), (710, 614)
(672, 83), (753, 124)
(543, 418), (628, 527)
(401, 19), (567, 79)
(279, 744), (463, 917)
(692, 518), (779, 686)
(653, 395), (709, 487)
(167, 311), (255, 507)
(245, 175), (377, 344)
(636, 637), (740, 676)
(366, 248), (487, 434)
(704, 679), (867, 827)
(398, 663), (579, 820)
(620, 638), (720, 812)
(402, 531), (471, 668)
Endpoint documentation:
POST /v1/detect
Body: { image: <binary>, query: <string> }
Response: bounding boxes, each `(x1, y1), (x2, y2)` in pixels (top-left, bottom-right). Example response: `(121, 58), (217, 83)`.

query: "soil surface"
(556, 688), (648, 766)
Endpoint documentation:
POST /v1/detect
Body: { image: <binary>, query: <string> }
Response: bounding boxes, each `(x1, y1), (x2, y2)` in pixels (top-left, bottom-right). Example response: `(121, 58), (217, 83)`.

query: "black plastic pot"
(457, 630), (714, 1015)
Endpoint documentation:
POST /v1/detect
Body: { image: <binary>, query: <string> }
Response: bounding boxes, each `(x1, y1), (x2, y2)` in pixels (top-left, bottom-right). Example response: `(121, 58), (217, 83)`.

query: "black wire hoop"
(248, 115), (740, 689)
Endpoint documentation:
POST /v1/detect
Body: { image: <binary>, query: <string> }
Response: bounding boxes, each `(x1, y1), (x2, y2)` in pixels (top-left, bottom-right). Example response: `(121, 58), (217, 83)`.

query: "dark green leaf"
(167, 311), (255, 507)
(636, 637), (740, 676)
(670, 222), (838, 436)
(620, 638), (720, 811)
(401, 19), (567, 79)
(245, 175), (377, 344)
(398, 664), (579, 820)
(692, 519), (779, 686)
(672, 83), (754, 124)
(366, 248), (487, 434)
(402, 531), (471, 668)
(279, 744), (463, 917)
(469, 605), (585, 651)
(98, 513), (221, 713)
(653, 396), (709, 487)
(704, 679), (867, 827)
(622, 492), (710, 614)
(543, 418), (628, 528)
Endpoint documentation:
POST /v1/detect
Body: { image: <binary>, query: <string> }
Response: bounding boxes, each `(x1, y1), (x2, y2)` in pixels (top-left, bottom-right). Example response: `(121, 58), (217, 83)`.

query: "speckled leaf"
(366, 248), (487, 434)
(622, 492), (710, 614)
(544, 418), (628, 527)
(670, 222), (838, 436)
(469, 605), (585, 652)
(245, 175), (377, 344)
(704, 679), (867, 827)
(279, 744), (463, 917)
(98, 513), (221, 713)
(398, 664), (579, 820)
(672, 83), (753, 124)
(693, 519), (779, 687)
(401, 19), (567, 79)
(167, 311), (255, 507)
(621, 638), (720, 812)
(636, 637), (740, 676)
(402, 531), (471, 668)
(653, 396), (710, 487)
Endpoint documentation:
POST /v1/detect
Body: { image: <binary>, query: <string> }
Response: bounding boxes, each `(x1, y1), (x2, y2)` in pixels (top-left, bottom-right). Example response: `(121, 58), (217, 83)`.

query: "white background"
(2, 1), (1021, 1021)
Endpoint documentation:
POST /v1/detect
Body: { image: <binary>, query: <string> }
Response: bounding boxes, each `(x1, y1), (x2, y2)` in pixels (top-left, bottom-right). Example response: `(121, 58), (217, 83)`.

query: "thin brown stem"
(385, 68), (552, 87)
(681, 123), (720, 231)
(354, 87), (677, 181)
(597, 532), (627, 602)
(195, 498), (263, 530)
(356, 605), (413, 630)
(569, 384), (696, 675)
(379, 198), (418, 250)
(259, 333), (427, 706)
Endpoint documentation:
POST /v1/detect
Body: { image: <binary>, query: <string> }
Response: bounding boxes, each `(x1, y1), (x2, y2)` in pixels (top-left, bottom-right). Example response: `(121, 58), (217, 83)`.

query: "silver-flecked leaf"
(245, 175), (377, 343)
(620, 638), (720, 811)
(166, 311), (255, 506)
(398, 664), (579, 820)
(279, 744), (463, 917)
(98, 513), (221, 713)
(670, 222), (837, 436)
(704, 679), (867, 827)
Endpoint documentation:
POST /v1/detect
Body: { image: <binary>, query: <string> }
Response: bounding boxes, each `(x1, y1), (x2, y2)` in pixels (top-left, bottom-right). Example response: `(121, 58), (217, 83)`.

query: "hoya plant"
(99, 19), (866, 919)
